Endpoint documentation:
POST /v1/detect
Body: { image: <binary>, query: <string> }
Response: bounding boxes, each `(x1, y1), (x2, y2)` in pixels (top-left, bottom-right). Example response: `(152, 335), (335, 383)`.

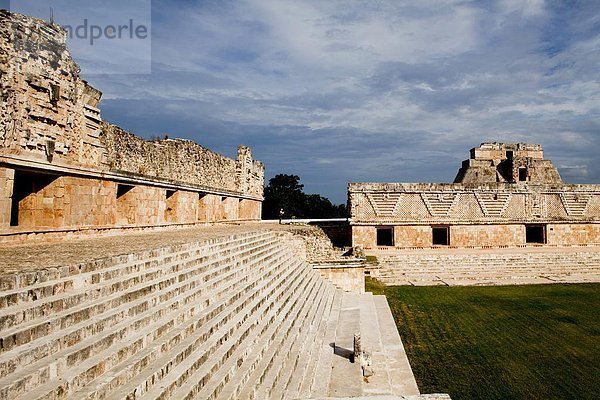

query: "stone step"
(207, 271), (326, 400)
(255, 276), (331, 400)
(0, 230), (272, 294)
(0, 238), (284, 382)
(378, 268), (600, 279)
(0, 231), (273, 310)
(0, 236), (280, 352)
(275, 286), (336, 400)
(71, 256), (305, 400)
(0, 241), (290, 398)
(372, 295), (420, 396)
(16, 246), (296, 400)
(304, 290), (342, 398)
(358, 292), (393, 396)
(141, 262), (318, 400)
(378, 267), (600, 280)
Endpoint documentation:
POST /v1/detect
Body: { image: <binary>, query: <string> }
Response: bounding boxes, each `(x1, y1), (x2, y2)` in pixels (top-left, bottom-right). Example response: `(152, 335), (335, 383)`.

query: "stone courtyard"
(0, 7), (599, 400)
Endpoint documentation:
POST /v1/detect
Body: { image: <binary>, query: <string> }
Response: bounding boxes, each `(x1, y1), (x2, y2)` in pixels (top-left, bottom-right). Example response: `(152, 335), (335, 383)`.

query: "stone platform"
(0, 224), (423, 399)
(368, 246), (600, 286)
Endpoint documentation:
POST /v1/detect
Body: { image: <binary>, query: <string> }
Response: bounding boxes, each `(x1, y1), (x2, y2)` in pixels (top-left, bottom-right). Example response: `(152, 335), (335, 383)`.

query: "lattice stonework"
(560, 193), (593, 216)
(546, 194), (569, 219)
(420, 192), (458, 217)
(451, 193), (485, 220)
(474, 192), (512, 217)
(355, 193), (377, 219)
(395, 193), (431, 219)
(587, 194), (600, 217)
(504, 194), (528, 219)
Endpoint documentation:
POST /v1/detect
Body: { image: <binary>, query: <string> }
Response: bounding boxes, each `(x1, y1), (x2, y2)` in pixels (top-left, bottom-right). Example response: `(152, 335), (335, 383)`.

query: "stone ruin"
(350, 142), (600, 287)
(350, 142), (600, 249)
(0, 10), (452, 400)
(0, 10), (264, 240)
(454, 142), (562, 184)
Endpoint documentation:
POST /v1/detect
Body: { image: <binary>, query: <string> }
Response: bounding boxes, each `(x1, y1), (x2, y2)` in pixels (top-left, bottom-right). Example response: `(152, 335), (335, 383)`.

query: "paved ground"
(0, 223), (307, 273)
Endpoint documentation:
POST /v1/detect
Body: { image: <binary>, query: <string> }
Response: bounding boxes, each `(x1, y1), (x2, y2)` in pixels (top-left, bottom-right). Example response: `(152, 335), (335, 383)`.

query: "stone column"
(0, 167), (14, 228)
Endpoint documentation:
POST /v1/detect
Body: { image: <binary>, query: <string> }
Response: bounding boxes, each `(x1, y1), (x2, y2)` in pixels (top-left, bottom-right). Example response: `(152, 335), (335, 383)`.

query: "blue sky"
(10, 0), (600, 204)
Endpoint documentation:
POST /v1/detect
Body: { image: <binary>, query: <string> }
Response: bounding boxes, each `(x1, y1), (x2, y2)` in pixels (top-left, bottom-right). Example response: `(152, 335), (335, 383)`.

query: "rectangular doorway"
(10, 170), (58, 227)
(432, 226), (450, 246)
(376, 227), (394, 247)
(519, 167), (528, 182)
(526, 224), (546, 244)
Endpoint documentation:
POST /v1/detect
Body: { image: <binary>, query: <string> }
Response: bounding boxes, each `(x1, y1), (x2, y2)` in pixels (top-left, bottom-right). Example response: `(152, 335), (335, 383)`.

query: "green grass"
(366, 278), (600, 400)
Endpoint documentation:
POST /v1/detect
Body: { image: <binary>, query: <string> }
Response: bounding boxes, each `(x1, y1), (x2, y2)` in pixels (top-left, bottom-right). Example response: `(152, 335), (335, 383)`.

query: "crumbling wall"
(0, 10), (106, 170)
(286, 225), (337, 261)
(102, 124), (237, 192)
(0, 10), (264, 201)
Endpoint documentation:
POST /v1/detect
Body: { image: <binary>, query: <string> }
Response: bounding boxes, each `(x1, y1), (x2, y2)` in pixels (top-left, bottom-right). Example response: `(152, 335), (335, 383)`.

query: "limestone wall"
(350, 182), (600, 248)
(0, 11), (264, 234)
(0, 10), (106, 171)
(12, 175), (117, 228)
(352, 223), (600, 249)
(547, 223), (600, 246)
(349, 182), (600, 225)
(0, 168), (14, 226)
(102, 125), (264, 197)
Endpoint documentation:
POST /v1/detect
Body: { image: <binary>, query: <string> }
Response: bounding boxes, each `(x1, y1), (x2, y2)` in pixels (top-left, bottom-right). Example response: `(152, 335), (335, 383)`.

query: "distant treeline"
(262, 174), (347, 219)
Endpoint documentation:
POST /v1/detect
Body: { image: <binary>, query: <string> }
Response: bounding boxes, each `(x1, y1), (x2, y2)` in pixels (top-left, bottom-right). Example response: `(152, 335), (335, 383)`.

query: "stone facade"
(350, 144), (600, 249)
(0, 11), (264, 235)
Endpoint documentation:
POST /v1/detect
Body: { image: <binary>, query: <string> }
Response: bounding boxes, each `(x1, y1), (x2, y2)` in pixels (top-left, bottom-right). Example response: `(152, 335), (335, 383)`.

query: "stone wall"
(102, 125), (264, 197)
(349, 144), (600, 249)
(0, 11), (264, 234)
(352, 223), (600, 249)
(13, 175), (117, 228)
(0, 167), (14, 226)
(349, 182), (600, 225)
(0, 10), (106, 171)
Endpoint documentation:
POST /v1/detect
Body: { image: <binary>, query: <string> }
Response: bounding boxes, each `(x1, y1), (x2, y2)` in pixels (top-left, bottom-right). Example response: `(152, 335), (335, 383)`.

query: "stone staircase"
(0, 229), (423, 399)
(370, 248), (600, 286)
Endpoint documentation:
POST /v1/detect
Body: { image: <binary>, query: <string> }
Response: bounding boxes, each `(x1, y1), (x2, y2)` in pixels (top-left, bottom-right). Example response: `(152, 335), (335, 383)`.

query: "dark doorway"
(10, 170), (58, 226)
(376, 227), (394, 247)
(432, 226), (450, 246)
(519, 167), (528, 182)
(116, 184), (134, 198)
(526, 225), (546, 244)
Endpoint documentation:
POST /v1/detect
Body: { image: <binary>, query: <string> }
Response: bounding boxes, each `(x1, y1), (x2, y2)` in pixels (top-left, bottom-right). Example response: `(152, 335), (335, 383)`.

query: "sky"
(8, 0), (600, 204)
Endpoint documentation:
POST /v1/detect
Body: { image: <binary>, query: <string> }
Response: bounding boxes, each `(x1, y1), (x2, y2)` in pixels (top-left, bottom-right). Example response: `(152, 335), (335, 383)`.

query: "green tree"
(262, 174), (347, 219)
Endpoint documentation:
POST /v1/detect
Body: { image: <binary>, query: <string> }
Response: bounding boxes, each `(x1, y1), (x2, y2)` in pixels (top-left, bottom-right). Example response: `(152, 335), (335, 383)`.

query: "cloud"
(41, 0), (600, 203)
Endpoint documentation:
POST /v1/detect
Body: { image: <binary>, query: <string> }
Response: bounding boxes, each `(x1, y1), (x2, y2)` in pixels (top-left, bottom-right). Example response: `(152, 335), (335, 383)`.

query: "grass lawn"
(366, 278), (600, 400)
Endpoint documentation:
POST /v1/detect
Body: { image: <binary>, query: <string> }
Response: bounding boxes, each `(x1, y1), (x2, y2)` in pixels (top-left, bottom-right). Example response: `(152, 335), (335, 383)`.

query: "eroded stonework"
(350, 144), (599, 249)
(0, 11), (264, 235)
(454, 142), (562, 184)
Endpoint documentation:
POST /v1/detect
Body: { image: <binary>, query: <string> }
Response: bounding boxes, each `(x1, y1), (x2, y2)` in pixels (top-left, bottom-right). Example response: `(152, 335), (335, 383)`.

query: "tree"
(262, 174), (347, 219)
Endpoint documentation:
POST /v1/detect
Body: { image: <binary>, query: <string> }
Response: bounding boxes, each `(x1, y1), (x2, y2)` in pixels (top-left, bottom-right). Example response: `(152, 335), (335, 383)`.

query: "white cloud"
(74, 0), (600, 201)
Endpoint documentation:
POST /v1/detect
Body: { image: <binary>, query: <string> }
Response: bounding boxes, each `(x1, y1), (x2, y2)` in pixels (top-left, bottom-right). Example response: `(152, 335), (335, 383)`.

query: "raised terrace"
(0, 223), (443, 399)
